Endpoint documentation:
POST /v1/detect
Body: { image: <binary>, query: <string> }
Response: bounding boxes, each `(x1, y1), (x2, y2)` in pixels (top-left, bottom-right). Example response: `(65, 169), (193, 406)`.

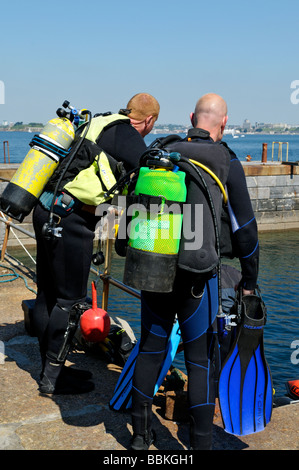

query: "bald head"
(191, 93), (228, 141)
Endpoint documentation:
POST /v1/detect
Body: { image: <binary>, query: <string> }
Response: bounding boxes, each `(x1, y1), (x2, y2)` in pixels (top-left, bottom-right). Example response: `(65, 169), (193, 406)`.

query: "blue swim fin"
(109, 320), (181, 411)
(218, 289), (273, 436)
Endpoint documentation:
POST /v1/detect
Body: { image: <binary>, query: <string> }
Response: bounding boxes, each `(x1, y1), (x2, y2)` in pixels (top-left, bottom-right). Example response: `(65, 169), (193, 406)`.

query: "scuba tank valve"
(56, 100), (88, 128)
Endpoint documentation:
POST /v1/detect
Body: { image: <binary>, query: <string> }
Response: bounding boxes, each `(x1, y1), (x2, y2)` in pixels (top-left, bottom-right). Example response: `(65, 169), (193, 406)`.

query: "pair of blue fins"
(109, 288), (273, 437)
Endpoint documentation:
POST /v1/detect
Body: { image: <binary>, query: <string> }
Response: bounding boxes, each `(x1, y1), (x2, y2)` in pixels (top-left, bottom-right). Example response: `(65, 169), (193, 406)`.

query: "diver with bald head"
(191, 93), (228, 141)
(130, 92), (259, 450)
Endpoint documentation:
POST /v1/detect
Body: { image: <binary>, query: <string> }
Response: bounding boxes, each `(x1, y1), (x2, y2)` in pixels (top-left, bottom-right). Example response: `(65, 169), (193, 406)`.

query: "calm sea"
(146, 132), (299, 163)
(1, 130), (298, 398)
(1, 130), (299, 164)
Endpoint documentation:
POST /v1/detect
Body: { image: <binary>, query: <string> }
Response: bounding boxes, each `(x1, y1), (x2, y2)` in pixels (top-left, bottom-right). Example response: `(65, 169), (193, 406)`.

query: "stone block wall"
(243, 163), (299, 231)
(1, 162), (299, 250)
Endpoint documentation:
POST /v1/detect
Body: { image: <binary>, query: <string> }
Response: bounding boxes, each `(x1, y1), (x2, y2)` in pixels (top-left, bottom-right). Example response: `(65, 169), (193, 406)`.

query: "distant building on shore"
(243, 119), (251, 130)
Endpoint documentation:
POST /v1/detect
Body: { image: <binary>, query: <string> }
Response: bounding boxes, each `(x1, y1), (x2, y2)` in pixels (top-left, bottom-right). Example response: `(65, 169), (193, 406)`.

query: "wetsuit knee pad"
(47, 297), (85, 358)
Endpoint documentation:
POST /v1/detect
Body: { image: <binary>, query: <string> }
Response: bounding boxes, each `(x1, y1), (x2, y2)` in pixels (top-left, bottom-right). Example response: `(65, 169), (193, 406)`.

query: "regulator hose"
(177, 156), (223, 314)
(42, 110), (92, 239)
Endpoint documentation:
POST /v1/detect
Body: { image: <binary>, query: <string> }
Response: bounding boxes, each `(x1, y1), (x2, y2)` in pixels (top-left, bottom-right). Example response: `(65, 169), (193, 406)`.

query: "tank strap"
(30, 135), (70, 160)
(124, 193), (184, 213)
(82, 113), (130, 144)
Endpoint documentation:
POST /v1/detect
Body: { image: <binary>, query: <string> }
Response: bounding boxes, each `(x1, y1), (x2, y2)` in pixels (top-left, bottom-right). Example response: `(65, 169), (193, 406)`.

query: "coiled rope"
(0, 262), (37, 294)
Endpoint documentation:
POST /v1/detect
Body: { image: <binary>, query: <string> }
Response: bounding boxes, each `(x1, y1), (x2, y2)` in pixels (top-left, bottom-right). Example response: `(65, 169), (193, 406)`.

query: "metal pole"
(0, 217), (11, 261)
(3, 141), (10, 164)
(278, 142), (282, 161)
(101, 213), (115, 311)
(99, 273), (141, 300)
(0, 216), (36, 238)
(262, 143), (267, 163)
(0, 214), (140, 305)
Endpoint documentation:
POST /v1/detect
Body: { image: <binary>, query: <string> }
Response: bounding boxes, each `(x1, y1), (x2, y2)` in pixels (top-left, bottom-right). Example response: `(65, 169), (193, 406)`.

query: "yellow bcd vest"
(64, 113), (130, 206)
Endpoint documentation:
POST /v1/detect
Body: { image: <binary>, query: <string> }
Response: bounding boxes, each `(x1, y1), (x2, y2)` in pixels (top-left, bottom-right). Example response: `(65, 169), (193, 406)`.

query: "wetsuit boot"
(40, 351), (92, 381)
(60, 365), (93, 380)
(130, 403), (156, 450)
(39, 355), (94, 395)
(189, 416), (213, 450)
(130, 430), (156, 451)
(39, 299), (94, 394)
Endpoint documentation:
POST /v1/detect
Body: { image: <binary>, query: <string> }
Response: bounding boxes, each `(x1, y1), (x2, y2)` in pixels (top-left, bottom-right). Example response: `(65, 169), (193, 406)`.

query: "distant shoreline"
(0, 128), (43, 133)
(1, 128), (299, 136)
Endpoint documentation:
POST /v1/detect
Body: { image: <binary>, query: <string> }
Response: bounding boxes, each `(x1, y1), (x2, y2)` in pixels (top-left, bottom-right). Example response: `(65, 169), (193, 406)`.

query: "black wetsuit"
(32, 121), (146, 373)
(131, 129), (259, 450)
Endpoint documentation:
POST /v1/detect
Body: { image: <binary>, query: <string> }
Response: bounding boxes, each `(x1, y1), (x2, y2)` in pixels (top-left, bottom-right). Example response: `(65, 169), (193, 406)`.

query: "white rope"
(0, 211), (36, 265)
(10, 227), (36, 265)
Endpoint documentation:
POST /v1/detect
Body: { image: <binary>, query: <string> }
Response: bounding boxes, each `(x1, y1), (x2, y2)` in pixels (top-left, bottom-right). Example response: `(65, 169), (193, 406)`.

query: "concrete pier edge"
(0, 261), (298, 451)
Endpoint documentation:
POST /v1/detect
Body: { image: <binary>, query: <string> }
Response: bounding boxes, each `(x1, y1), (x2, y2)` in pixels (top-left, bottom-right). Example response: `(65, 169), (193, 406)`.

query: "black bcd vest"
(152, 130), (231, 273)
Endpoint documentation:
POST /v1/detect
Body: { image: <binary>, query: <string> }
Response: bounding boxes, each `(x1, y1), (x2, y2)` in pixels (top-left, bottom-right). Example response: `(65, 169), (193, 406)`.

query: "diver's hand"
(242, 288), (254, 296)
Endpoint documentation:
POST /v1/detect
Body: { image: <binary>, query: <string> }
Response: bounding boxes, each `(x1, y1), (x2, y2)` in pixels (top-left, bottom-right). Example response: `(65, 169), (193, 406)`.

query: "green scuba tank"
(123, 154), (187, 293)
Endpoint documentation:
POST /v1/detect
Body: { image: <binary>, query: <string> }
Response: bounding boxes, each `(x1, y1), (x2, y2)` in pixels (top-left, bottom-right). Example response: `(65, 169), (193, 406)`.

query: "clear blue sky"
(1, 0), (299, 126)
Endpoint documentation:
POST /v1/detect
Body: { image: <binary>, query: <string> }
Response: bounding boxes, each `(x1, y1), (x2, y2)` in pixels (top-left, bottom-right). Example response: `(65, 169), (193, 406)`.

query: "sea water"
(1, 131), (298, 397)
(1, 130), (299, 164)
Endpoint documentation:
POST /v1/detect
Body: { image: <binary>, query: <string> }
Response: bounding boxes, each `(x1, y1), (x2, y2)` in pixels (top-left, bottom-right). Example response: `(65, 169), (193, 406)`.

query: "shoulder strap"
(82, 113), (130, 144)
(149, 134), (183, 149)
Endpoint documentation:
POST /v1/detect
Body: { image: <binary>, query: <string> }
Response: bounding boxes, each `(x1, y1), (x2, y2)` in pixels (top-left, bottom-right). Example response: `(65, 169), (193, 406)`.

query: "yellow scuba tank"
(0, 106), (76, 222)
(123, 150), (187, 293)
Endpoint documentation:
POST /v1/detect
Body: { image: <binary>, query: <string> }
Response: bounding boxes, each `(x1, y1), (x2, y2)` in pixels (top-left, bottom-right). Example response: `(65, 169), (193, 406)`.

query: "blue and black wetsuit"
(131, 129), (259, 450)
(226, 149), (259, 290)
(132, 269), (219, 450)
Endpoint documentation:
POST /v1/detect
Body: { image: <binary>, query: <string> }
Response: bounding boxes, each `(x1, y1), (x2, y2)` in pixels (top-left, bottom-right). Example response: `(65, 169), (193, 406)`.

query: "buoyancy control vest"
(123, 153), (188, 292)
(122, 130), (231, 293)
(45, 113), (130, 206)
(165, 132), (231, 274)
